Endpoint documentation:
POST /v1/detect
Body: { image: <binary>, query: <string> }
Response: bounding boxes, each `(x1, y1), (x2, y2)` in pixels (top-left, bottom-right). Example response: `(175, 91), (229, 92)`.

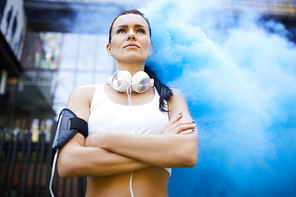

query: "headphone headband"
(106, 70), (154, 93)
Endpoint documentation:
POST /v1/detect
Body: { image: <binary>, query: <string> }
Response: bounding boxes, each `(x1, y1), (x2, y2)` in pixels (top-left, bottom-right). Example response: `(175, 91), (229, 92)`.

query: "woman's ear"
(106, 43), (113, 56)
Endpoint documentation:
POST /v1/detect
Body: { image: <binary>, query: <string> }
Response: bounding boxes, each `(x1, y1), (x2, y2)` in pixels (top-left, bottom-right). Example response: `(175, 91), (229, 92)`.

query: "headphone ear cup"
(132, 71), (154, 93)
(110, 71), (132, 92)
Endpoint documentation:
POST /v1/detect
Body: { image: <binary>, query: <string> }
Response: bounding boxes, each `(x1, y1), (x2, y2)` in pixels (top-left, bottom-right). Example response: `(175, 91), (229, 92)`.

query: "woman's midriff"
(85, 166), (169, 197)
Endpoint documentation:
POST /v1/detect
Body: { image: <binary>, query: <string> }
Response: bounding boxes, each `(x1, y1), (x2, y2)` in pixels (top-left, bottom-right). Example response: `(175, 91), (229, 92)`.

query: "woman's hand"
(85, 130), (112, 148)
(161, 113), (196, 135)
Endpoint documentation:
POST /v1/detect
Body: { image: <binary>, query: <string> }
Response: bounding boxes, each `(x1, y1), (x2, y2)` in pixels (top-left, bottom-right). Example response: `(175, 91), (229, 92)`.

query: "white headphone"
(106, 70), (154, 93)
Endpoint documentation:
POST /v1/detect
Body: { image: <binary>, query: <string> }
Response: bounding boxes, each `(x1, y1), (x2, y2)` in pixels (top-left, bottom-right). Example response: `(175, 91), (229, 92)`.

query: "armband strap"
(69, 117), (88, 139)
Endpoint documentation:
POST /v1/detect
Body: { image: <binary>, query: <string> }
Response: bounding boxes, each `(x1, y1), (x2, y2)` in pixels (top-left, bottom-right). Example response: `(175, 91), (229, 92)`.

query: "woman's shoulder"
(67, 84), (99, 106)
(168, 88), (192, 120)
(170, 88), (186, 99)
(66, 84), (102, 119)
(167, 88), (188, 109)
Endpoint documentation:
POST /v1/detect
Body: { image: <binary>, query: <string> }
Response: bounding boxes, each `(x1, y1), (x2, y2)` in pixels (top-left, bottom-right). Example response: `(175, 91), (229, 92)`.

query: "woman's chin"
(117, 57), (148, 65)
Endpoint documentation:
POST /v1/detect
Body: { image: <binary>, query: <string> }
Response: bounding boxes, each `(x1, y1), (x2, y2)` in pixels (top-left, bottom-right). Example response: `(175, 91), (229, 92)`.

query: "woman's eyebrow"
(134, 24), (146, 28)
(116, 24), (147, 29)
(116, 25), (128, 29)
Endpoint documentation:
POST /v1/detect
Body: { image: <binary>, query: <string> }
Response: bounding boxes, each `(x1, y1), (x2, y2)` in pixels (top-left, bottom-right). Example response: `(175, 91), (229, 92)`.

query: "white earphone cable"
(126, 84), (135, 197)
(49, 149), (59, 197)
(127, 84), (136, 134)
(129, 171), (135, 197)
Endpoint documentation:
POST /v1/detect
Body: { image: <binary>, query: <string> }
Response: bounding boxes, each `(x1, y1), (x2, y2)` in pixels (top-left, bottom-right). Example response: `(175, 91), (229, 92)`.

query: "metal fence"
(0, 129), (86, 197)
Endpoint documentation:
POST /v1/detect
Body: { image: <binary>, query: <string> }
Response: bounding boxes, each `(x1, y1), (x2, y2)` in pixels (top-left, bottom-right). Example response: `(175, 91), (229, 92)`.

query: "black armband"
(51, 108), (88, 164)
(49, 108), (88, 195)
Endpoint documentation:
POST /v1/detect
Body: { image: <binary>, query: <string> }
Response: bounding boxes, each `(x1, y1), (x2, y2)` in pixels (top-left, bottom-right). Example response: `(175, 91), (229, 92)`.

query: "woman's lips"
(124, 43), (139, 48)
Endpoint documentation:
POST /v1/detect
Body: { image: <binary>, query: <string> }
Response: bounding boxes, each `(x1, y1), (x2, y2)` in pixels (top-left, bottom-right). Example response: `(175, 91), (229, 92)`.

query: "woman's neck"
(115, 62), (145, 75)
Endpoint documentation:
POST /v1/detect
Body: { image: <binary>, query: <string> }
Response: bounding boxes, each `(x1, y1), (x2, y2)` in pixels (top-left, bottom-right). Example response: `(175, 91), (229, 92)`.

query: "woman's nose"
(127, 29), (136, 41)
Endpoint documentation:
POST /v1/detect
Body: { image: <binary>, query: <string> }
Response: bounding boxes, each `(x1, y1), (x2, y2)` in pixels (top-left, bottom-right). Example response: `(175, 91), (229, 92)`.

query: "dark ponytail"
(144, 66), (173, 112)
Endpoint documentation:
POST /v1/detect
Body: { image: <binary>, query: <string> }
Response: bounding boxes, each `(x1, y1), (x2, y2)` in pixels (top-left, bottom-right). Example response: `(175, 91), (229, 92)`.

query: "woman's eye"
(117, 29), (126, 34)
(137, 29), (145, 34)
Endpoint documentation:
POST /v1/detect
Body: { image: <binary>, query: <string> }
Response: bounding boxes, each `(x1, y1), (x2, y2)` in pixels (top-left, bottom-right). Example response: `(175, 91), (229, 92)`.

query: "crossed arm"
(57, 86), (198, 178)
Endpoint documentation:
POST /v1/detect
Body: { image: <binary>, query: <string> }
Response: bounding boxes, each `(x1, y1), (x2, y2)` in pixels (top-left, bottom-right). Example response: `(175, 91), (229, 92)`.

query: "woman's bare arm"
(58, 134), (150, 178)
(57, 86), (151, 178)
(86, 88), (198, 168)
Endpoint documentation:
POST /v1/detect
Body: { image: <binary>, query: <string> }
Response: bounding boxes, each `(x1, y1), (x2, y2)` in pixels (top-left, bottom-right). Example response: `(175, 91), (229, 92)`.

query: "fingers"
(168, 113), (183, 126)
(169, 114), (196, 133)
(179, 129), (195, 135)
(162, 113), (196, 135)
(173, 122), (196, 134)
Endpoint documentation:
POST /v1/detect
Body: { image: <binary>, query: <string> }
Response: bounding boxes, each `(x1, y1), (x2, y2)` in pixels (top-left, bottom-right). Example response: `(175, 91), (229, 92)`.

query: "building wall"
(0, 0), (27, 60)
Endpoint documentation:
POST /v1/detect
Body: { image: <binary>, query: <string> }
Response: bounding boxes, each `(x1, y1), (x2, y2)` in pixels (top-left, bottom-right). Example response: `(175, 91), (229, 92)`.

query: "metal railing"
(0, 129), (86, 197)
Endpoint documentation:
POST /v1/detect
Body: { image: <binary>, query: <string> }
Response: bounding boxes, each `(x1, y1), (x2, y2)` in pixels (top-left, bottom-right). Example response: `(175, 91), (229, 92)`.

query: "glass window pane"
(95, 36), (114, 72)
(53, 71), (74, 104)
(77, 72), (93, 87)
(16, 71), (37, 103)
(95, 71), (113, 85)
(77, 35), (97, 70)
(37, 70), (54, 105)
(59, 34), (79, 70)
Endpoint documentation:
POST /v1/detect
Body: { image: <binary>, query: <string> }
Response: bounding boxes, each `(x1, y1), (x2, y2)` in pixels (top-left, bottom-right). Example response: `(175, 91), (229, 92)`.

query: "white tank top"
(88, 84), (169, 136)
(88, 84), (172, 176)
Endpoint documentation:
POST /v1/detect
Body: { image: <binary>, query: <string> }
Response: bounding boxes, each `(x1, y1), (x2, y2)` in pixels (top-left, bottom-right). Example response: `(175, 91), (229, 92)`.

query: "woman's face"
(106, 14), (152, 65)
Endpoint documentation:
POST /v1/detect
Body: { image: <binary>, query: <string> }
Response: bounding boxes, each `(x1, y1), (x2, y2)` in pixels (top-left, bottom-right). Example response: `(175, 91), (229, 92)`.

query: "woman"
(57, 9), (198, 197)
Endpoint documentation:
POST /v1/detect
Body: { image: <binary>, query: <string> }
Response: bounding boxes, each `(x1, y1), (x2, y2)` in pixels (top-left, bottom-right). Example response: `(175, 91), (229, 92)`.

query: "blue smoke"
(142, 0), (296, 196)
